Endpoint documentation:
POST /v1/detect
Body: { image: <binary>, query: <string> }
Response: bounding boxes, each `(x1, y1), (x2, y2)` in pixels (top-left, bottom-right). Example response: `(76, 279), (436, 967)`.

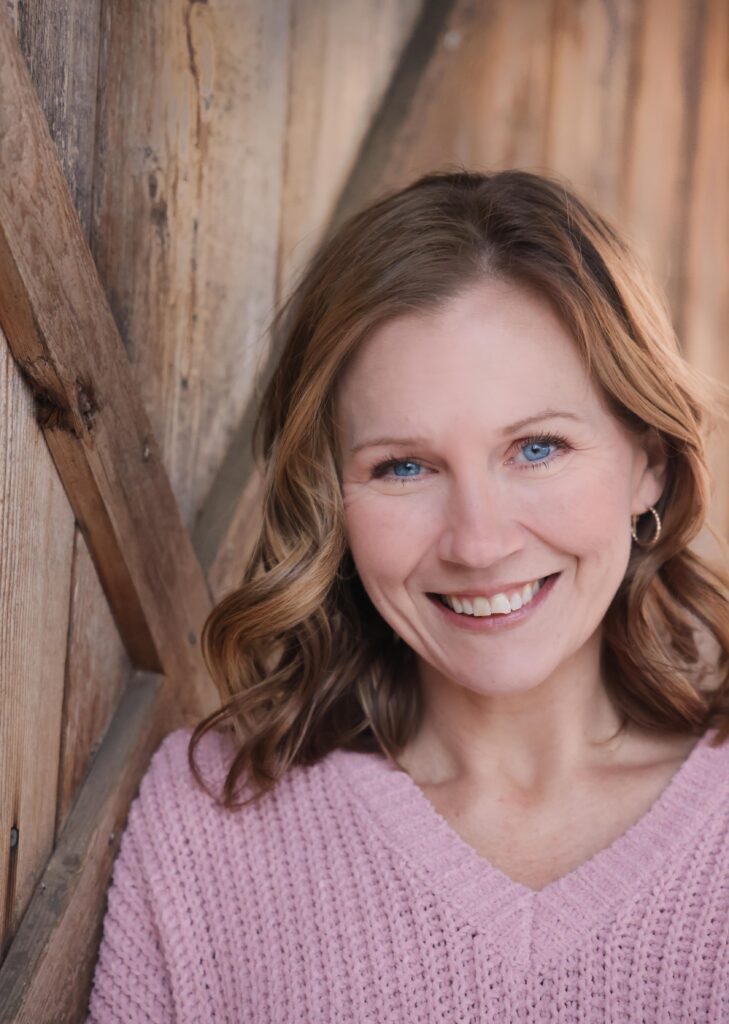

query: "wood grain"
(11, 0), (133, 857)
(0, 11), (217, 719)
(0, 0), (107, 963)
(55, 533), (132, 837)
(15, 0), (102, 239)
(619, 0), (706, 329)
(0, 333), (74, 957)
(277, 0), (422, 293)
(544, 0), (639, 220)
(207, 465), (266, 600)
(92, 0), (291, 530)
(371, 0), (555, 194)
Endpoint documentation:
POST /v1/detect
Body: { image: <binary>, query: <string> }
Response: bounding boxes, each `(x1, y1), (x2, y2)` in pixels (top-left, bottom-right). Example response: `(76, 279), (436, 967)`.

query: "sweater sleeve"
(85, 781), (176, 1023)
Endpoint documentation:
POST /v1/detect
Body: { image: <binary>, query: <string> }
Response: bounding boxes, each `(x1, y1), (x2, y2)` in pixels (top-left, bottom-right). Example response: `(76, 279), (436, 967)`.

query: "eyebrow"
(348, 409), (585, 455)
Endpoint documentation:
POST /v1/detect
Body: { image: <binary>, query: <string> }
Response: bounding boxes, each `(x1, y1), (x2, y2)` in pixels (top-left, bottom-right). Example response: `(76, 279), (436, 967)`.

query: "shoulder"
(119, 732), (368, 906)
(144, 724), (232, 791)
(117, 726), (239, 867)
(134, 725), (230, 808)
(129, 726), (350, 845)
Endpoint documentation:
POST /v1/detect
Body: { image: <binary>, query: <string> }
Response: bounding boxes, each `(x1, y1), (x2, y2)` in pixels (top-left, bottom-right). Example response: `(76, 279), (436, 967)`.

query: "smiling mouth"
(428, 573), (560, 618)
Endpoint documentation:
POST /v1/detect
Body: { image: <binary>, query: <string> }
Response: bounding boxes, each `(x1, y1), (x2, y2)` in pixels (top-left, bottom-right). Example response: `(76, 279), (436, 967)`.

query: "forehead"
(335, 280), (598, 438)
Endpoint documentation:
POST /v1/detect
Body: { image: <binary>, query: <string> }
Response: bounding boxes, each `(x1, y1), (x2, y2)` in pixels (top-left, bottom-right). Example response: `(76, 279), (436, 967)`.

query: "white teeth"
(442, 577), (546, 617)
(489, 593), (511, 615)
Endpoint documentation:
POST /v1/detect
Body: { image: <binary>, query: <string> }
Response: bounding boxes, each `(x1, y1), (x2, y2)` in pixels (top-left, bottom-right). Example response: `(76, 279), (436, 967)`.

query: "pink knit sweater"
(86, 724), (729, 1022)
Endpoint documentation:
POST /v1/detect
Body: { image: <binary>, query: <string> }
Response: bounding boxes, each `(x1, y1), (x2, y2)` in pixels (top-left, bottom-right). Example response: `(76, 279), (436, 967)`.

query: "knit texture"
(86, 724), (729, 1022)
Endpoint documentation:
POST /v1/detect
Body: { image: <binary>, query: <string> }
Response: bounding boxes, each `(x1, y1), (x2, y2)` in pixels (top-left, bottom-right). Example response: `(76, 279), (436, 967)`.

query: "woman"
(87, 170), (729, 1022)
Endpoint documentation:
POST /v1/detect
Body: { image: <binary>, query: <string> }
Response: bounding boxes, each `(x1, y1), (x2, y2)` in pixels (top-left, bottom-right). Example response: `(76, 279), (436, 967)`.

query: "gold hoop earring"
(631, 505), (662, 548)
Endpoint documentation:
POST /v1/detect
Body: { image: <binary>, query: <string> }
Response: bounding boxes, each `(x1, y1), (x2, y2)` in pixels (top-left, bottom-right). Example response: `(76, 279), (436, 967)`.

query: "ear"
(631, 427), (668, 515)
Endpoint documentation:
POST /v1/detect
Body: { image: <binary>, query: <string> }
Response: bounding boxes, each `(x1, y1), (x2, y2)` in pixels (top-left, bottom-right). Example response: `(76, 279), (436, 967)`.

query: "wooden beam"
(0, 12), (217, 720)
(193, 392), (262, 583)
(0, 674), (171, 1023)
(207, 466), (266, 600)
(328, 0), (457, 231)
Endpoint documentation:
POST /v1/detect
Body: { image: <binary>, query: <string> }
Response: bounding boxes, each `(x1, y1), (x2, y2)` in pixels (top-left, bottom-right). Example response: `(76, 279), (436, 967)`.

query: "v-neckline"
(329, 727), (727, 969)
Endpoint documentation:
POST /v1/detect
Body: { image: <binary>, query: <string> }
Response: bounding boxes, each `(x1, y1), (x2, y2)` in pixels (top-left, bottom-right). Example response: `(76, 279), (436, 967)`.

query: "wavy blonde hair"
(189, 169), (729, 808)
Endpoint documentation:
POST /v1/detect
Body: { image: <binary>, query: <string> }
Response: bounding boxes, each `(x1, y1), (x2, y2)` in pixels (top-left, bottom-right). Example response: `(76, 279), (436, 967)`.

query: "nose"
(435, 473), (525, 568)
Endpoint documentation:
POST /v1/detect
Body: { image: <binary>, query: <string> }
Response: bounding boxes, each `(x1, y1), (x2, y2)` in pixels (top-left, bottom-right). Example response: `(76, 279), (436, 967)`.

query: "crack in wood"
(15, 354), (77, 433)
(76, 378), (99, 433)
(14, 356), (98, 436)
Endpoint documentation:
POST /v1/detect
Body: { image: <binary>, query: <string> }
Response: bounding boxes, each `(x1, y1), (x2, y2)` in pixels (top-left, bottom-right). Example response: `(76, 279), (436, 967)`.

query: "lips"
(427, 572), (561, 630)
(439, 576), (547, 616)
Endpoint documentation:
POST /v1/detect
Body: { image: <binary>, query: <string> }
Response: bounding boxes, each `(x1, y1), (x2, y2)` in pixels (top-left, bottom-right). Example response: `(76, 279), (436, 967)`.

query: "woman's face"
(335, 279), (666, 698)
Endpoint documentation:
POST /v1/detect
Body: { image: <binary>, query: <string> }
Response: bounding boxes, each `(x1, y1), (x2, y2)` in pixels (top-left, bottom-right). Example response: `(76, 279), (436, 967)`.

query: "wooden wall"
(0, 1), (422, 1019)
(0, 0), (726, 1020)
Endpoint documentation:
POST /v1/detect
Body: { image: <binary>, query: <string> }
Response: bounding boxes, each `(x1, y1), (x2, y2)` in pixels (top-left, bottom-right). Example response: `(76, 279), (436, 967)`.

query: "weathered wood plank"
(1, 0), (113, 959)
(361, 0), (554, 196)
(0, 11), (217, 720)
(278, 0), (423, 292)
(207, 466), (266, 601)
(55, 532), (132, 836)
(16, 0), (102, 239)
(10, 0), (132, 853)
(543, 0), (639, 221)
(92, 0), (291, 532)
(0, 331), (74, 957)
(0, 675), (170, 1023)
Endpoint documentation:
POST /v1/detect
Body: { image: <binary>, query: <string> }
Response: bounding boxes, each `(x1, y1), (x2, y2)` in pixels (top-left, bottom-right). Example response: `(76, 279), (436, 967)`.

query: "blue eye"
(522, 441), (554, 462)
(370, 432), (571, 483)
(515, 433), (570, 469)
(373, 458), (423, 481)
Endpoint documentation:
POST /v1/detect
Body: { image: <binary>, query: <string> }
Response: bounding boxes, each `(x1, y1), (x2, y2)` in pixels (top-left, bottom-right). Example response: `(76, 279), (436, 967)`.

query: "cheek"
(539, 466), (633, 565)
(344, 493), (433, 587)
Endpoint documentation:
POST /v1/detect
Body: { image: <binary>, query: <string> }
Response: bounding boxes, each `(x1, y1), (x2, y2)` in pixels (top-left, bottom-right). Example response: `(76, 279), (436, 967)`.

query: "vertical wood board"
(92, 0), (292, 530)
(544, 0), (639, 221)
(277, 0), (422, 293)
(0, 334), (74, 955)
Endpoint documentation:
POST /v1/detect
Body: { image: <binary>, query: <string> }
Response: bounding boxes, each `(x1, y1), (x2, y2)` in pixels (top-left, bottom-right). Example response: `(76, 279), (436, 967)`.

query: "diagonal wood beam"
(193, 0), (457, 595)
(0, 10), (217, 720)
(327, 0), (457, 231)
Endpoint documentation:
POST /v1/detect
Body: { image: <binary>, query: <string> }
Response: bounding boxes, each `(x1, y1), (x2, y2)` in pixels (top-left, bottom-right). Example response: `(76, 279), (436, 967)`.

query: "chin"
(441, 660), (554, 697)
